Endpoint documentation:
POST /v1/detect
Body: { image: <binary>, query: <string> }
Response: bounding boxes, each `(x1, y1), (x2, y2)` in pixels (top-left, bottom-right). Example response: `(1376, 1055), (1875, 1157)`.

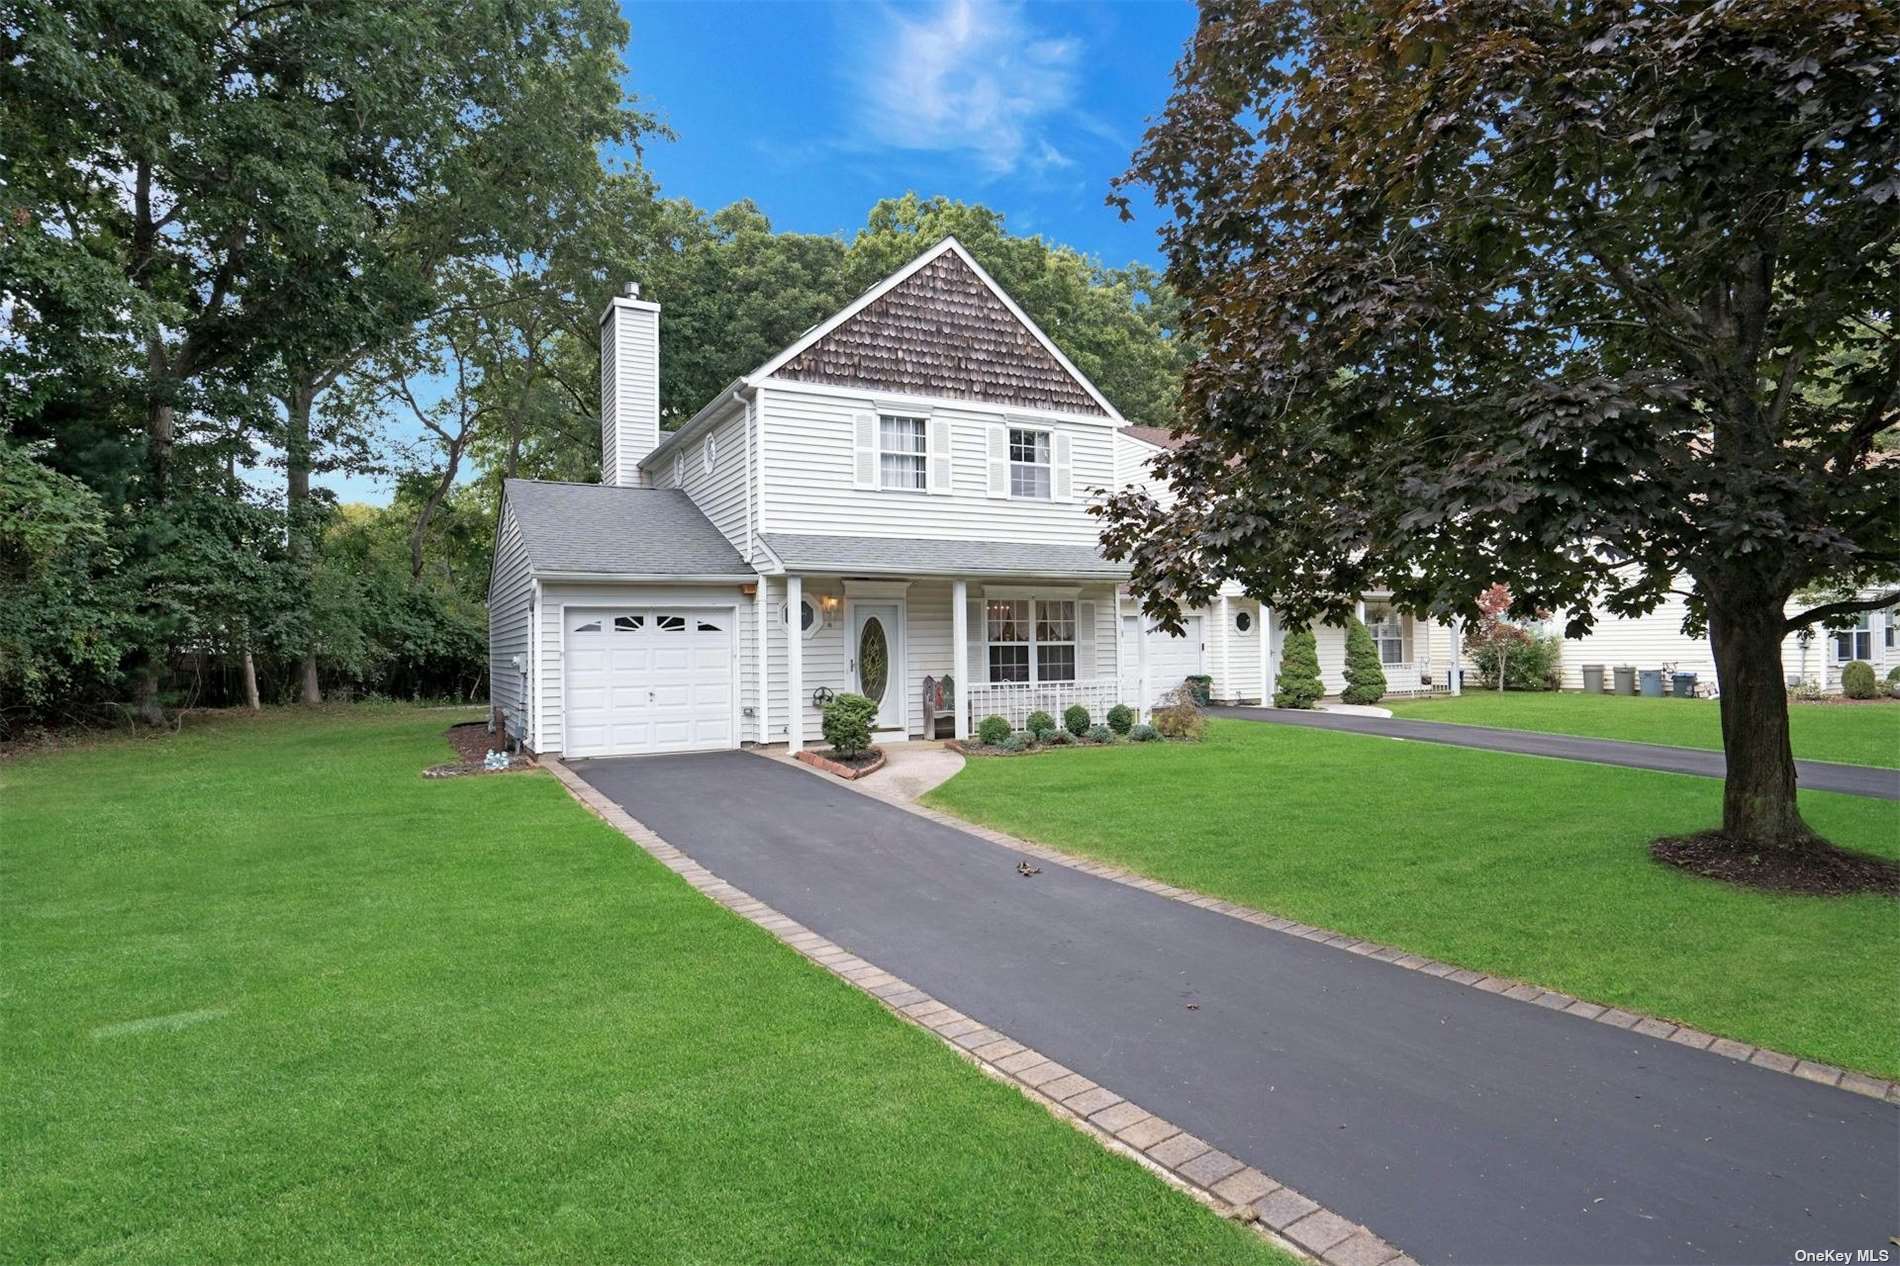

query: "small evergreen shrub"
(1024, 709), (1057, 739)
(1340, 617), (1389, 705)
(1273, 628), (1325, 708)
(976, 714), (1012, 745)
(1106, 703), (1135, 734)
(1888, 665), (1900, 684)
(1085, 724), (1113, 744)
(1183, 674), (1213, 705)
(1045, 728), (1074, 746)
(1129, 723), (1159, 742)
(999, 733), (1028, 753)
(1841, 660), (1878, 699)
(1063, 703), (1091, 736)
(820, 692), (878, 757)
(1151, 685), (1206, 740)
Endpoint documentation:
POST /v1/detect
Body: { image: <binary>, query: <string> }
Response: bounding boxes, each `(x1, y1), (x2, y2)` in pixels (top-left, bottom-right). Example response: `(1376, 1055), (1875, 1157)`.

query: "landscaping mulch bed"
(425, 722), (534, 778)
(794, 747), (885, 780)
(1651, 831), (1900, 897)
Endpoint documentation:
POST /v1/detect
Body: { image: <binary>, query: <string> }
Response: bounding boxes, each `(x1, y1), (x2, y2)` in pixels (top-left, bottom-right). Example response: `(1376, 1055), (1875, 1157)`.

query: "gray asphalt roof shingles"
(503, 479), (751, 576)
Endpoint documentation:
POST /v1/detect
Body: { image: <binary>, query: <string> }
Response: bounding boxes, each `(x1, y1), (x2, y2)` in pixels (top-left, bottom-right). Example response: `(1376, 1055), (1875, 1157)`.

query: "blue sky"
(325, 0), (1192, 504)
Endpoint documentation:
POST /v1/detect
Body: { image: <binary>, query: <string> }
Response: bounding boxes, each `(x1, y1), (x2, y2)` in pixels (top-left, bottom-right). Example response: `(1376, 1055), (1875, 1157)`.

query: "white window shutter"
(927, 418), (953, 494)
(1077, 601), (1096, 678)
(1053, 431), (1073, 501)
(987, 425), (1009, 497)
(853, 412), (878, 488)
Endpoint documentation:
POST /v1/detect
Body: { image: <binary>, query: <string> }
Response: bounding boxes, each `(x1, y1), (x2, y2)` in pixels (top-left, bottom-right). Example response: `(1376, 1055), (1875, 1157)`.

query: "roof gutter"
(529, 570), (761, 584)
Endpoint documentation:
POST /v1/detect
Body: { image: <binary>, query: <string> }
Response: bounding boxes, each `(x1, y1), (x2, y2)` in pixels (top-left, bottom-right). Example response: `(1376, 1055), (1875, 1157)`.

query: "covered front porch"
(750, 533), (1138, 751)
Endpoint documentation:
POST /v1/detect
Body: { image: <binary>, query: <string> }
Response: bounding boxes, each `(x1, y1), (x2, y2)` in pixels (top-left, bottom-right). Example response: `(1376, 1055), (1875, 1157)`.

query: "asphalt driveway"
(1209, 705), (1900, 800)
(571, 750), (1896, 1266)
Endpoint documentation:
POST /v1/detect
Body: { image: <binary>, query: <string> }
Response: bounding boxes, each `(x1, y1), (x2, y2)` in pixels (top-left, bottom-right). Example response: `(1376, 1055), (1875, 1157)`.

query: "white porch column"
(786, 574), (804, 752)
(1261, 605), (1275, 704)
(1217, 594), (1231, 703)
(754, 579), (770, 745)
(1355, 597), (1367, 625)
(1448, 615), (1464, 696)
(951, 579), (970, 741)
(1137, 604), (1152, 721)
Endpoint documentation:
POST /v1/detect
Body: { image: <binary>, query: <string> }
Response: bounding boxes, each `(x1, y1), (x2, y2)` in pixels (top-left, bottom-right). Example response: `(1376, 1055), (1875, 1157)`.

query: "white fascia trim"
(597, 293), (662, 325)
(841, 579), (913, 597)
(531, 571), (760, 584)
(981, 584), (1083, 599)
(772, 561), (1128, 581)
(751, 534), (785, 575)
(750, 378), (1119, 428)
(747, 236), (1126, 424)
(641, 382), (749, 471)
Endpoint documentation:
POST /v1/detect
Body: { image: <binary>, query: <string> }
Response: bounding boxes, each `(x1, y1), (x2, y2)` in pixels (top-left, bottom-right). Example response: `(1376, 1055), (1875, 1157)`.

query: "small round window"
(703, 435), (716, 474)
(1235, 610), (1253, 633)
(782, 597), (819, 638)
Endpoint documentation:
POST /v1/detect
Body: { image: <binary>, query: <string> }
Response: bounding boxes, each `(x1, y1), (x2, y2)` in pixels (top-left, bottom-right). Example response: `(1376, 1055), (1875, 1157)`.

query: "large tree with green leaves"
(1101, 1), (1899, 864)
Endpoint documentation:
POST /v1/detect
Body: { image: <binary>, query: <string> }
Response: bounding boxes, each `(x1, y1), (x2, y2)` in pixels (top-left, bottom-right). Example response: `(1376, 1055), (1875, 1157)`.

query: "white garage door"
(563, 607), (734, 758)
(1120, 613), (1205, 706)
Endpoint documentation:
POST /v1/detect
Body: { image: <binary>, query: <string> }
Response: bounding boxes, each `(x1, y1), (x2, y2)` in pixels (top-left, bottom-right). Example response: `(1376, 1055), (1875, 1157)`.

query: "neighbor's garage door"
(564, 608), (734, 757)
(1119, 613), (1205, 706)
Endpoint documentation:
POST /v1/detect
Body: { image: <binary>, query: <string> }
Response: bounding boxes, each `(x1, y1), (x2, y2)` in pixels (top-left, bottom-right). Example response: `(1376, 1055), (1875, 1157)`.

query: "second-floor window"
(1009, 428), (1051, 499)
(879, 415), (927, 490)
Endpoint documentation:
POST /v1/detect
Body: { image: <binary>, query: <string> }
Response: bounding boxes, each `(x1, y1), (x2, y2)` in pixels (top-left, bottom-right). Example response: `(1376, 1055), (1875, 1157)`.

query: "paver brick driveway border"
(542, 755), (1416, 1266)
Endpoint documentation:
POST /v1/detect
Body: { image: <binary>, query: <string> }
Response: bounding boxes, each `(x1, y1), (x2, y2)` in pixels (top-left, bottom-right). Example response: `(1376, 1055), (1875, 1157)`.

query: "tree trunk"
(135, 661), (165, 727)
(241, 648), (261, 711)
(1708, 599), (1817, 847)
(284, 375), (323, 705)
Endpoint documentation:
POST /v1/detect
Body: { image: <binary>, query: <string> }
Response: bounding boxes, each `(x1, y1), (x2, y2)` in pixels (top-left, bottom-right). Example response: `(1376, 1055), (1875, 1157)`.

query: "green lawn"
(925, 719), (1900, 1079)
(1385, 691), (1900, 768)
(0, 708), (1284, 1266)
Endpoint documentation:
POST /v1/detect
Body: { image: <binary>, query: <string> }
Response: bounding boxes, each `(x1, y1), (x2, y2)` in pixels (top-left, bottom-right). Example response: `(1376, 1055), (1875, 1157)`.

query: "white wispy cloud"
(845, 0), (1084, 176)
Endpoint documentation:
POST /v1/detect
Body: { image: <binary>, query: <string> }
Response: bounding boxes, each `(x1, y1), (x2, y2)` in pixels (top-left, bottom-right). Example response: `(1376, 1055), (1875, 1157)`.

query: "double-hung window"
(1367, 611), (1406, 665)
(1833, 613), (1872, 663)
(1008, 428), (1051, 499)
(879, 415), (927, 490)
(986, 598), (1076, 683)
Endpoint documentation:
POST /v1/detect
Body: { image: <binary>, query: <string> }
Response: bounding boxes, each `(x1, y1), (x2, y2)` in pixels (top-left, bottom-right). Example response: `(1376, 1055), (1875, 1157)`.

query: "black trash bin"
(1673, 672), (1698, 698)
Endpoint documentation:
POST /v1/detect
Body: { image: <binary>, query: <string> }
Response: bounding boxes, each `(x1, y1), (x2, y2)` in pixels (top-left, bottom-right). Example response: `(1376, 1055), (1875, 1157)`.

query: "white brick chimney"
(599, 282), (660, 486)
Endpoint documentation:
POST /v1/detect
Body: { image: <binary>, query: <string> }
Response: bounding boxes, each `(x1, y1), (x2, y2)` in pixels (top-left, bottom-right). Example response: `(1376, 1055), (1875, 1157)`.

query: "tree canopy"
(1101, 0), (1898, 858)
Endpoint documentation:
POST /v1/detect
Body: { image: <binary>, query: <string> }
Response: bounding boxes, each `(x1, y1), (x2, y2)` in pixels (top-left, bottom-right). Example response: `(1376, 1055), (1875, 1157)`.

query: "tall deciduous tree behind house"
(1100, 0), (1899, 854)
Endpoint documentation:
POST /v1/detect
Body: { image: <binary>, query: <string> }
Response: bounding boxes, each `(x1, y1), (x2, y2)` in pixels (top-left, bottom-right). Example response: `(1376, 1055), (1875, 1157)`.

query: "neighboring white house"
(488, 236), (1281, 759)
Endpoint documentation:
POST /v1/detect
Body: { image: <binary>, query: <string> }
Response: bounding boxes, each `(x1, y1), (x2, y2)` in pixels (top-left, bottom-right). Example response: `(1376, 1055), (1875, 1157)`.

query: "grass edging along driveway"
(923, 719), (1900, 1080)
(1, 708), (1284, 1266)
(1385, 691), (1900, 769)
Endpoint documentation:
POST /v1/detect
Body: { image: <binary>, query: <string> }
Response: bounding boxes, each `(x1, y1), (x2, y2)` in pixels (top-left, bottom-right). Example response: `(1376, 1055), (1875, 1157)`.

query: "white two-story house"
(488, 236), (1277, 759)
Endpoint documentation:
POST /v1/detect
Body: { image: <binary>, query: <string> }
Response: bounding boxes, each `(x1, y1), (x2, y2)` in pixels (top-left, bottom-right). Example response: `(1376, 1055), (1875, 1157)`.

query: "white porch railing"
(1379, 661), (1438, 696)
(966, 679), (1123, 731)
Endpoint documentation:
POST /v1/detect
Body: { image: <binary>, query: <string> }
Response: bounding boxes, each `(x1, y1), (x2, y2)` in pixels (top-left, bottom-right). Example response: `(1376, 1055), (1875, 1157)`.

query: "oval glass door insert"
(858, 617), (889, 703)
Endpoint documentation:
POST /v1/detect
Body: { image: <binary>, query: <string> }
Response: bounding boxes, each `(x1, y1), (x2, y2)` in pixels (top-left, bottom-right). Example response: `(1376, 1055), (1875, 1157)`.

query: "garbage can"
(1581, 664), (1606, 694)
(1673, 672), (1698, 698)
(1638, 669), (1664, 697)
(1612, 666), (1636, 696)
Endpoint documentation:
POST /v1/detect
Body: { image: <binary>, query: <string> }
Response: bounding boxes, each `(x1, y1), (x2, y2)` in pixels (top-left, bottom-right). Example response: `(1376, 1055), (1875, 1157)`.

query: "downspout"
(530, 577), (543, 752)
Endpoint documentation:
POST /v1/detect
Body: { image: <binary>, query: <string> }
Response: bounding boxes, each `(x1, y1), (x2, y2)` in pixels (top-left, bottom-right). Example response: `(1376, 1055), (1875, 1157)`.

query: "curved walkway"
(1209, 706), (1900, 800)
(569, 750), (1895, 1266)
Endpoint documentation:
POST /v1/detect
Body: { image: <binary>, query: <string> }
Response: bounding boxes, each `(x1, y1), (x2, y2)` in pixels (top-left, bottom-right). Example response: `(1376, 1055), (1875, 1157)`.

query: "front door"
(852, 601), (904, 732)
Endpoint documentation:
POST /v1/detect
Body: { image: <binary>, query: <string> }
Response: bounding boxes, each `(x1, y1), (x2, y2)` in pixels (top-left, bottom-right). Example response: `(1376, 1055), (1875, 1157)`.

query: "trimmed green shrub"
(1106, 703), (1135, 734)
(976, 714), (1012, 745)
(1129, 723), (1159, 742)
(999, 733), (1028, 753)
(1025, 709), (1057, 739)
(820, 692), (878, 757)
(1273, 628), (1324, 708)
(1063, 703), (1091, 736)
(1045, 728), (1074, 746)
(1085, 724), (1113, 744)
(1841, 659), (1878, 699)
(1888, 665), (1900, 684)
(1340, 618), (1389, 705)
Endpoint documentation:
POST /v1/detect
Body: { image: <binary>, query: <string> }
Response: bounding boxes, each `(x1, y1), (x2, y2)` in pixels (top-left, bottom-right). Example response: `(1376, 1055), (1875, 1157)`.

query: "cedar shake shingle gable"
(774, 250), (1108, 416)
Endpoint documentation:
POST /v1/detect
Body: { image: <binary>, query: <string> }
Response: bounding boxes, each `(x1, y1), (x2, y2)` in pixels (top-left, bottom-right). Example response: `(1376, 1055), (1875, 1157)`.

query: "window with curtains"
(1008, 428), (1051, 499)
(1367, 610), (1406, 664)
(986, 598), (1076, 683)
(879, 415), (927, 490)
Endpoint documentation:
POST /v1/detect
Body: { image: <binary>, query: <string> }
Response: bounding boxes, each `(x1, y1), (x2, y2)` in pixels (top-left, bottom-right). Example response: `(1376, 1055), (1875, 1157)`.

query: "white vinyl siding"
(600, 299), (659, 486)
(535, 581), (755, 755)
(758, 383), (1115, 544)
(649, 401), (750, 553)
(486, 504), (534, 743)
